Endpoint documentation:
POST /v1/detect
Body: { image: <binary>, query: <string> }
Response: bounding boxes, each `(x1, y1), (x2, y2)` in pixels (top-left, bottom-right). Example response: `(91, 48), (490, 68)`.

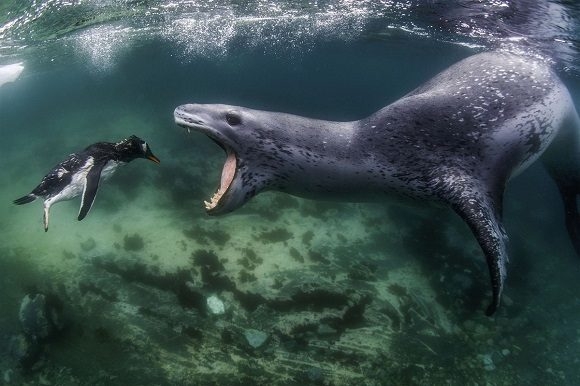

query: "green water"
(2, 1), (580, 385)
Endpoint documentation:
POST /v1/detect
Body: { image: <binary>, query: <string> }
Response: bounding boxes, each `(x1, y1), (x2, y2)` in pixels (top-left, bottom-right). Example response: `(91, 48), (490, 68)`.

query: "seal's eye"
(226, 111), (242, 126)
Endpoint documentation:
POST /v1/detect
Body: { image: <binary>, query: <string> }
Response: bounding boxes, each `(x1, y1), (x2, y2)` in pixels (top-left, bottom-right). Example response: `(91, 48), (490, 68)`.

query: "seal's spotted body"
(174, 51), (580, 315)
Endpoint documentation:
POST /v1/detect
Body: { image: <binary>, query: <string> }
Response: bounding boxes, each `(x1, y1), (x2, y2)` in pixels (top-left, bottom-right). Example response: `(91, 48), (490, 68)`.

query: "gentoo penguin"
(13, 135), (160, 231)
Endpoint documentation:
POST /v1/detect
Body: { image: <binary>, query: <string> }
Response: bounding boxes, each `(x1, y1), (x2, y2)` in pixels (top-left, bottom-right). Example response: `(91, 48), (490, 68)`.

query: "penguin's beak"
(147, 154), (161, 163)
(145, 148), (160, 163)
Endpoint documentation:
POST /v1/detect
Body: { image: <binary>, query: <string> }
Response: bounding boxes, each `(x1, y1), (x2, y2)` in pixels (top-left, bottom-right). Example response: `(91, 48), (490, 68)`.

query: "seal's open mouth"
(205, 144), (236, 211)
(174, 112), (237, 213)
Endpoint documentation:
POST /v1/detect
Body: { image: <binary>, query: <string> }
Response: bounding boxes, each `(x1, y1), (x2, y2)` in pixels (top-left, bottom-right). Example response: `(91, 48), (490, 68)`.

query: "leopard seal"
(174, 50), (580, 315)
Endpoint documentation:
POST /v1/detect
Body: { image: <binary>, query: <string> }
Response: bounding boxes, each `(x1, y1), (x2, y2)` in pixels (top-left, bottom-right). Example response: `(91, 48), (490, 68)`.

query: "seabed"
(0, 107), (577, 385)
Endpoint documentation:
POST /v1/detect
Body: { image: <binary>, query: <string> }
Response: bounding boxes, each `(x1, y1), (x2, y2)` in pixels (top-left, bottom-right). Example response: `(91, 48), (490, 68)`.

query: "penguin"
(13, 135), (160, 231)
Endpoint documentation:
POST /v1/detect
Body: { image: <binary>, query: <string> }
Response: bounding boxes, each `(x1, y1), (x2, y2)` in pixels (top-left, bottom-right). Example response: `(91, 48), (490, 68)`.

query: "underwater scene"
(2, 1), (580, 385)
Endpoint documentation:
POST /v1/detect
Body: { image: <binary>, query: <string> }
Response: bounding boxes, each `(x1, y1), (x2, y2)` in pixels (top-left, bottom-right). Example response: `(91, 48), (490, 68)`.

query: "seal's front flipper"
(78, 161), (106, 221)
(448, 181), (508, 316)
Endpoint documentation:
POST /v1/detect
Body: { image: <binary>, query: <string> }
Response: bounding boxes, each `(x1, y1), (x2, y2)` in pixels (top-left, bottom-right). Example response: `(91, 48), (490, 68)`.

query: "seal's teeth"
(202, 151), (236, 212)
(204, 194), (220, 210)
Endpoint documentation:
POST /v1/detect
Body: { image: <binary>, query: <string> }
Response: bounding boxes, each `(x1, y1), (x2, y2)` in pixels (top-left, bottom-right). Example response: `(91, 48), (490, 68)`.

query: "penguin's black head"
(116, 135), (160, 163)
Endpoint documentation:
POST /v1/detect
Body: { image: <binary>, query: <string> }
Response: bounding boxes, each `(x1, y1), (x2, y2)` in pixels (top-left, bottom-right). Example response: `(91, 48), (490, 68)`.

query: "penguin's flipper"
(78, 161), (106, 221)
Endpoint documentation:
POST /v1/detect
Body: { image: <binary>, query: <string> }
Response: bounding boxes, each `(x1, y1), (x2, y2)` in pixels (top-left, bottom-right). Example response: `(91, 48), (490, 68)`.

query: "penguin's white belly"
(45, 158), (120, 206)
(100, 160), (122, 181)
(47, 158), (95, 205)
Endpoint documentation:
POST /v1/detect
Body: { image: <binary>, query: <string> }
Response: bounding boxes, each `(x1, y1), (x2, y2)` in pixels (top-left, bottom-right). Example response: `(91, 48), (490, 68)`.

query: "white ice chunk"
(0, 62), (24, 87)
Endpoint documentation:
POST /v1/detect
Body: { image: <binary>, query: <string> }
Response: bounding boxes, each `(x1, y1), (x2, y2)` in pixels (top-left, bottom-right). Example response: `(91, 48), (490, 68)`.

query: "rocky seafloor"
(1, 146), (579, 385)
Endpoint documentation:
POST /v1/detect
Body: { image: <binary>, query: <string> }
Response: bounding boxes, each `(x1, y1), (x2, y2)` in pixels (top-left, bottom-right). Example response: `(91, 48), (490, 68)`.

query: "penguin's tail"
(13, 194), (36, 205)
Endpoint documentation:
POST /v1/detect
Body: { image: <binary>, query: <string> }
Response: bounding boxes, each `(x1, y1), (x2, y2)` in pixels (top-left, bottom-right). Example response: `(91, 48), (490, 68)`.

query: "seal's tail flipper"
(542, 111), (580, 257)
(546, 180), (580, 256)
(13, 194), (36, 205)
(555, 186), (580, 256)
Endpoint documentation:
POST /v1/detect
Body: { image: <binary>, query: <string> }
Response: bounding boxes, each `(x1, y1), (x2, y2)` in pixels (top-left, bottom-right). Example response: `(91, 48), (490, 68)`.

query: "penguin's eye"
(141, 143), (147, 152)
(226, 111), (242, 126)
